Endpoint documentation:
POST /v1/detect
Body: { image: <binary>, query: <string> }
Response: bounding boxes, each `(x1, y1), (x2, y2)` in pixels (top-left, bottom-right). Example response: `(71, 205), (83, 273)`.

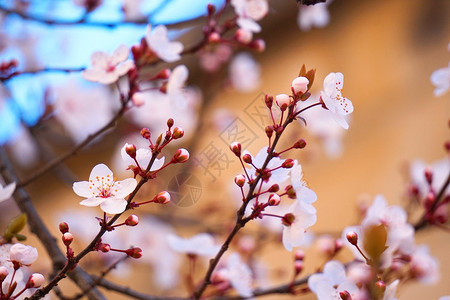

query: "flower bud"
(156, 68), (171, 79)
(166, 118), (174, 128)
(140, 128), (151, 139)
(250, 39), (265, 52)
(207, 3), (216, 15)
(172, 148), (190, 163)
(125, 247), (142, 259)
(234, 174), (246, 187)
(265, 125), (274, 139)
(172, 127), (184, 139)
(0, 266), (9, 281)
(294, 260), (304, 274)
(131, 92), (145, 107)
(291, 76), (309, 94)
(265, 94), (273, 108)
(282, 159), (294, 168)
(155, 191), (171, 204)
(125, 214), (139, 226)
(268, 184), (279, 192)
(268, 194), (281, 206)
(275, 94), (291, 111)
(125, 144), (137, 159)
(339, 290), (352, 300)
(26, 273), (45, 288)
(293, 139), (307, 149)
(346, 231), (358, 246)
(424, 168), (433, 185)
(230, 142), (242, 157)
(242, 154), (252, 164)
(294, 250), (305, 261)
(59, 222), (69, 234)
(375, 280), (386, 294)
(208, 32), (221, 43)
(235, 28), (253, 44)
(62, 232), (73, 247)
(99, 243), (111, 253)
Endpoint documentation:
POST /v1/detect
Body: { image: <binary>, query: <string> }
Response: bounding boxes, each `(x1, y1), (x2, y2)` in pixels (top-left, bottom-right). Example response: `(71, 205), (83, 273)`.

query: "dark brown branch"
(0, 67), (85, 82)
(0, 148), (106, 300)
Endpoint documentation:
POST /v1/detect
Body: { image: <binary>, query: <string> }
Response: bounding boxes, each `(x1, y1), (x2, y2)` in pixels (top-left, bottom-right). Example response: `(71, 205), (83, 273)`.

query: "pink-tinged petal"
(150, 156), (165, 171)
(112, 44), (130, 65)
(98, 72), (119, 85)
(73, 181), (93, 198)
(82, 69), (104, 82)
(0, 182), (16, 202)
(307, 273), (326, 293)
(91, 52), (110, 69)
(115, 60), (135, 77)
(167, 65), (188, 94)
(80, 197), (105, 207)
(323, 260), (346, 286)
(323, 73), (338, 96)
(89, 164), (113, 182)
(237, 17), (261, 33)
(113, 178), (137, 198)
(330, 112), (349, 130)
(100, 197), (127, 214)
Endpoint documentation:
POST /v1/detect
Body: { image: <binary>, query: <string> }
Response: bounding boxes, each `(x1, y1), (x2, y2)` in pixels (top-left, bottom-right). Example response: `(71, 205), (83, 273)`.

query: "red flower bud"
(125, 144), (137, 159)
(125, 214), (139, 226)
(234, 174), (246, 187)
(62, 232), (73, 247)
(172, 127), (184, 139)
(346, 231), (358, 246)
(171, 148), (190, 163)
(293, 139), (307, 149)
(125, 247), (142, 259)
(242, 154), (252, 164)
(59, 222), (69, 234)
(230, 142), (242, 157)
(140, 128), (151, 139)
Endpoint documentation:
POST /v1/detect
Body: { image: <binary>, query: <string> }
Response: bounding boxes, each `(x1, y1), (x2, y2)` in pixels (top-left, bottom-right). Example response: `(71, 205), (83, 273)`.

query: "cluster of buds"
(59, 222), (74, 260)
(293, 249), (305, 276)
(93, 240), (142, 259)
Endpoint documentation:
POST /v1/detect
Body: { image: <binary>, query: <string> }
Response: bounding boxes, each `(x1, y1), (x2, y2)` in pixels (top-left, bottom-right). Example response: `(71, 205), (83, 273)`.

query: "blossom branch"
(0, 67), (85, 82)
(0, 148), (106, 300)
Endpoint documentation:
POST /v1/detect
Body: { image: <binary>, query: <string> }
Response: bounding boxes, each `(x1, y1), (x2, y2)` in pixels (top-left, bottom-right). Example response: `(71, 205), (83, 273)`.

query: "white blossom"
(9, 243), (38, 266)
(282, 200), (317, 251)
(297, 1), (331, 31)
(410, 245), (439, 284)
(231, 0), (269, 33)
(430, 58), (450, 97)
(229, 52), (261, 92)
(145, 25), (183, 63)
(219, 253), (253, 297)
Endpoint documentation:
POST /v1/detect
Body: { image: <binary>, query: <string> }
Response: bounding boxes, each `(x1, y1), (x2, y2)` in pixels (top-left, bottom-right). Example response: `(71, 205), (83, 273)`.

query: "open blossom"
(120, 143), (165, 171)
(73, 164), (137, 214)
(308, 260), (360, 300)
(218, 253), (253, 297)
(231, 0), (269, 33)
(145, 25), (183, 63)
(297, 1), (331, 31)
(282, 200), (317, 251)
(82, 44), (134, 84)
(320, 72), (353, 130)
(9, 243), (38, 266)
(0, 181), (16, 202)
(167, 233), (220, 257)
(409, 157), (450, 198)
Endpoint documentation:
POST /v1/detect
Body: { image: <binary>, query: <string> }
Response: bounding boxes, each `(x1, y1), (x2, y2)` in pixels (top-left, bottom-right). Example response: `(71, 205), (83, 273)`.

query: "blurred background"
(0, 0), (449, 299)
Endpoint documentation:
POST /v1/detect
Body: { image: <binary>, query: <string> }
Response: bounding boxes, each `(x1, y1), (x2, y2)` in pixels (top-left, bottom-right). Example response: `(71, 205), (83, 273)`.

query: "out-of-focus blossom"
(73, 164), (137, 214)
(9, 243), (38, 266)
(430, 62), (450, 97)
(167, 233), (220, 258)
(410, 245), (439, 284)
(83, 45), (134, 84)
(231, 0), (269, 33)
(7, 126), (39, 167)
(218, 253), (253, 297)
(308, 260), (359, 300)
(145, 25), (183, 63)
(229, 52), (261, 93)
(128, 65), (201, 140)
(122, 0), (144, 21)
(383, 280), (399, 300)
(409, 157), (450, 198)
(120, 143), (165, 171)
(52, 79), (115, 143)
(199, 45), (233, 73)
(297, 1), (331, 31)
(0, 181), (16, 203)
(320, 72), (353, 130)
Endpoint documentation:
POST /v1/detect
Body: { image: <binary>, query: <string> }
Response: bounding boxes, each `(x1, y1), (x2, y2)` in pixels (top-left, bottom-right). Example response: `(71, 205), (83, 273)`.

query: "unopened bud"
(156, 68), (171, 79)
(155, 191), (171, 204)
(293, 139), (307, 149)
(268, 184), (279, 192)
(242, 154), (252, 164)
(172, 127), (184, 139)
(167, 118), (174, 129)
(374, 280), (386, 296)
(235, 28), (253, 44)
(0, 266), (9, 281)
(59, 222), (69, 234)
(156, 133), (163, 146)
(172, 148), (190, 163)
(339, 290), (352, 300)
(26, 273), (44, 288)
(268, 194), (281, 206)
(334, 238), (344, 252)
(234, 174), (246, 187)
(99, 243), (111, 253)
(131, 92), (145, 107)
(125, 214), (139, 226)
(62, 232), (73, 246)
(125, 247), (142, 259)
(346, 231), (358, 246)
(425, 191), (436, 210)
(265, 126), (274, 139)
(230, 142), (242, 157)
(275, 94), (291, 111)
(207, 3), (216, 15)
(251, 39), (265, 52)
(282, 159), (294, 168)
(294, 250), (305, 261)
(291, 76), (309, 94)
(140, 128), (151, 139)
(208, 32), (221, 43)
(125, 144), (137, 159)
(294, 260), (304, 274)
(265, 94), (273, 108)
(424, 168), (433, 185)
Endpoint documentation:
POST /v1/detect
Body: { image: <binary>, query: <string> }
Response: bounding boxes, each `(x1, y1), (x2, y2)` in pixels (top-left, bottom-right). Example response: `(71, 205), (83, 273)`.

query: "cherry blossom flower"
(198, 44), (233, 73)
(218, 253), (253, 297)
(9, 243), (38, 266)
(430, 56), (450, 97)
(320, 72), (353, 130)
(308, 260), (359, 300)
(120, 143), (165, 171)
(282, 200), (317, 251)
(229, 52), (261, 92)
(52, 78), (115, 143)
(0, 181), (16, 203)
(297, 1), (331, 31)
(167, 233), (220, 258)
(82, 45), (134, 84)
(290, 161), (317, 205)
(1, 244), (25, 295)
(145, 25), (183, 63)
(231, 0), (269, 33)
(410, 245), (439, 284)
(409, 157), (450, 198)
(73, 164), (137, 214)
